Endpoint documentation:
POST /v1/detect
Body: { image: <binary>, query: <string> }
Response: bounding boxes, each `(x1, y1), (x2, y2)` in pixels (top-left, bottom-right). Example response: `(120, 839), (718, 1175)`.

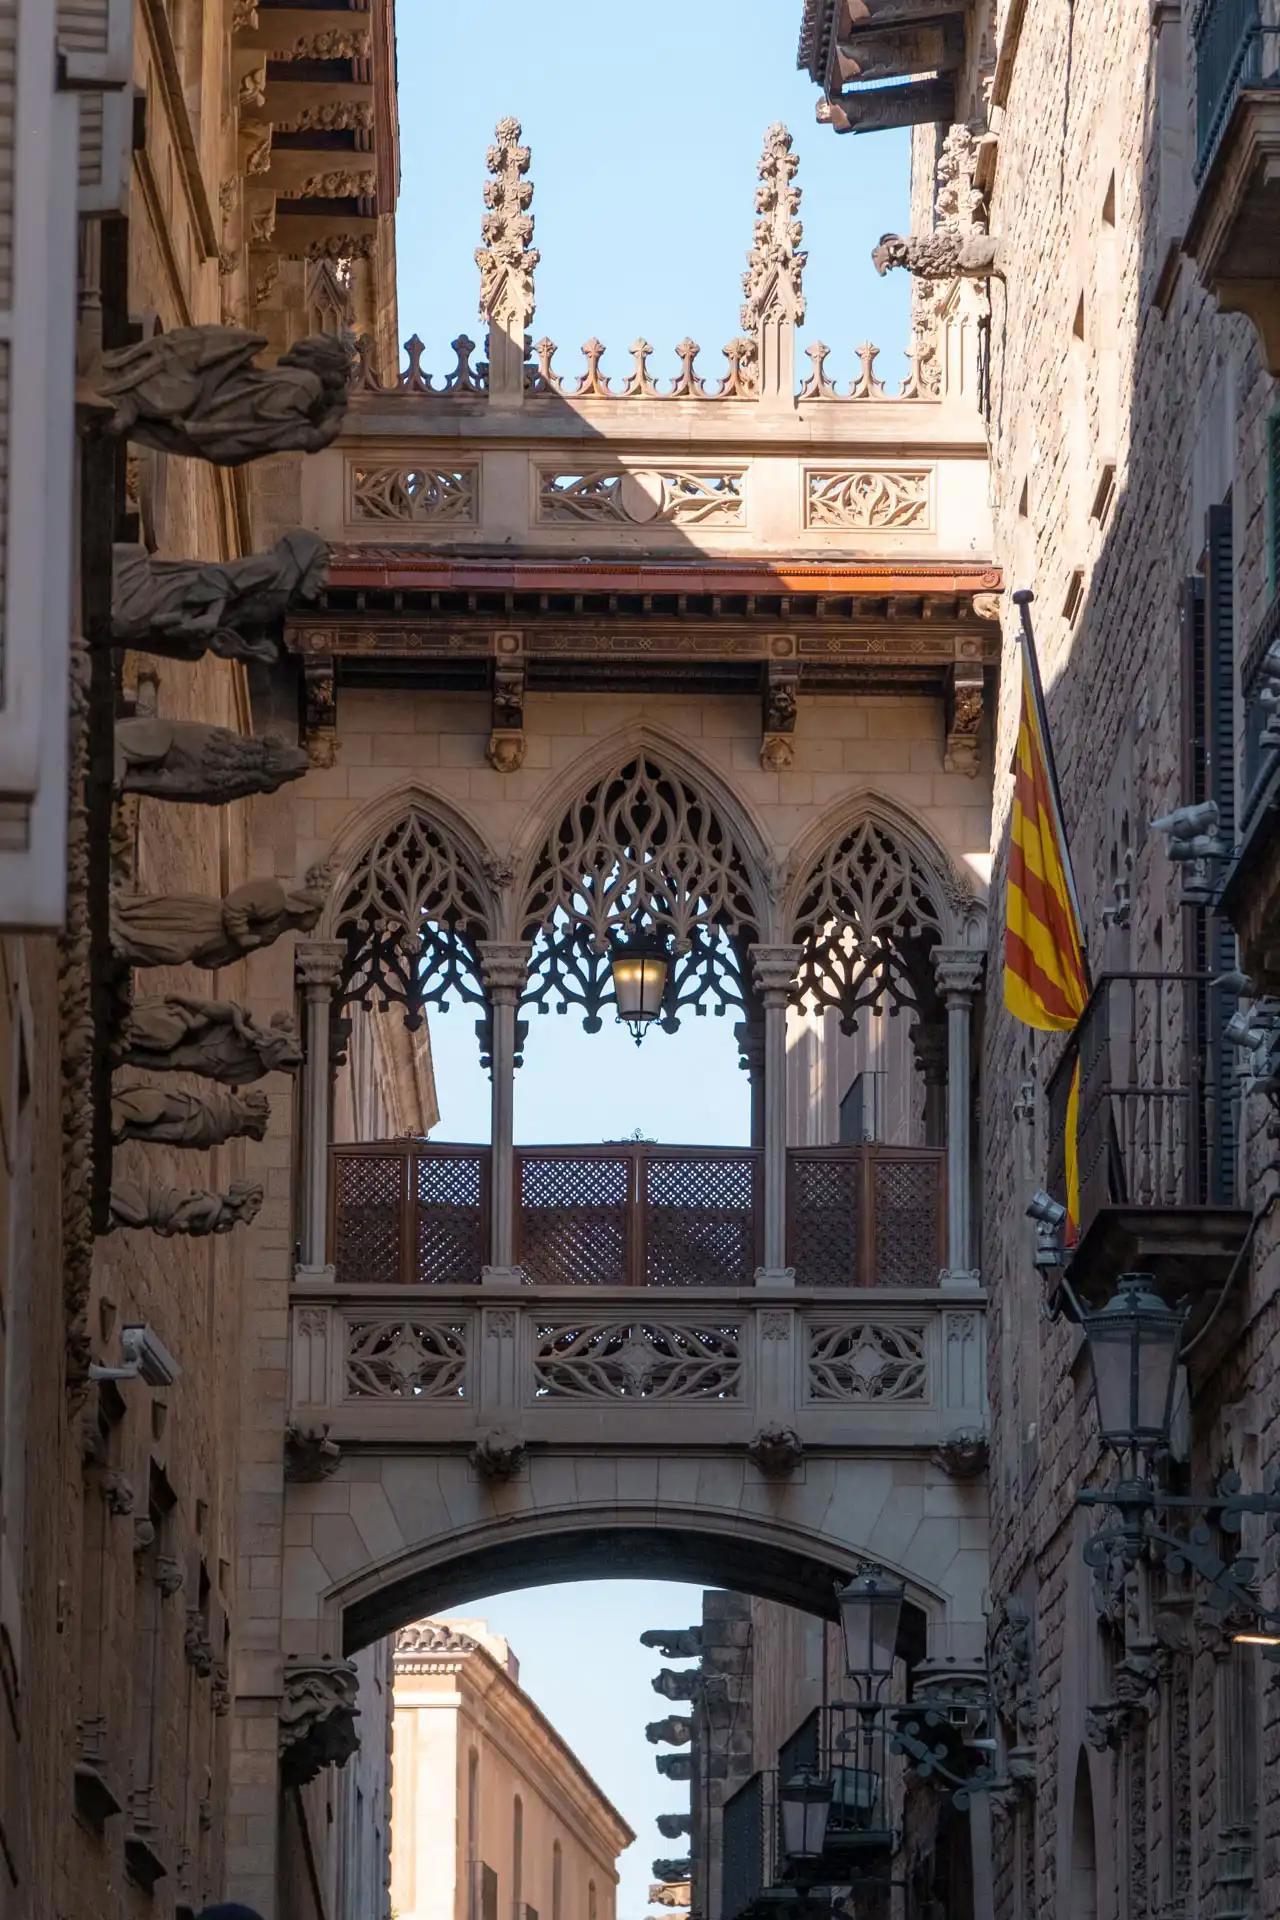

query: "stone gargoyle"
(645, 1716), (692, 1747)
(111, 531), (328, 665)
(872, 229), (1003, 280)
(656, 1814), (692, 1840)
(119, 996), (302, 1084)
(111, 869), (327, 970)
(97, 326), (350, 466)
(115, 717), (308, 805)
(639, 1628), (702, 1658)
(111, 1082), (271, 1147)
(279, 1655), (361, 1786)
(108, 1176), (263, 1236)
(655, 1753), (692, 1781)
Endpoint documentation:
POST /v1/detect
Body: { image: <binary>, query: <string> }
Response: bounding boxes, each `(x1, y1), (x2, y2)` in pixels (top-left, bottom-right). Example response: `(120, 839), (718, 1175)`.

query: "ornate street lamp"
(836, 1567), (905, 1697)
(1080, 1273), (1185, 1455)
(607, 926), (672, 1045)
(778, 1768), (833, 1862)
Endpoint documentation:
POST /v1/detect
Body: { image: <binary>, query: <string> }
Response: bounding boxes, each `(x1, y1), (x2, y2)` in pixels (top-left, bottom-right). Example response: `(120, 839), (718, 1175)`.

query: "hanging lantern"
(1081, 1273), (1185, 1455)
(836, 1567), (905, 1694)
(607, 927), (671, 1044)
(779, 1768), (833, 1862)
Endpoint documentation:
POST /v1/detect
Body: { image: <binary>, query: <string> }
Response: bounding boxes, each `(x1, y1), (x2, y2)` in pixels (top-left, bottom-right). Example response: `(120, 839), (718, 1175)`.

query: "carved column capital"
(933, 946), (986, 1000)
(477, 940), (533, 1002)
(295, 939), (345, 996)
(749, 944), (802, 1004)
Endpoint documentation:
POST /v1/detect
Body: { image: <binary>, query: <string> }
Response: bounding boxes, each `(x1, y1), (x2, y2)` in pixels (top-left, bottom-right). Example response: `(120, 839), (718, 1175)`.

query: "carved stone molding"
(284, 1423), (342, 1483)
(114, 718), (308, 804)
(279, 1656), (361, 1785)
(746, 1423), (804, 1476)
(109, 1178), (263, 1237)
(469, 1429), (527, 1481)
(98, 327), (349, 466)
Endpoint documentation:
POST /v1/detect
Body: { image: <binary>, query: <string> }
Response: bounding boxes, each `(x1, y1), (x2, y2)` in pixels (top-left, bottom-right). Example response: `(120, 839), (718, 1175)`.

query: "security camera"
(88, 1323), (181, 1388)
(1026, 1189), (1067, 1227)
(1150, 800), (1231, 862)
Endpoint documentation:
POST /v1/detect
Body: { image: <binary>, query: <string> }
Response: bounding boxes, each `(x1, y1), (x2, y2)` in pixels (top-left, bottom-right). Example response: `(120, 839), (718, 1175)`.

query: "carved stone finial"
(747, 1423), (804, 1476)
(115, 718), (308, 804)
(112, 1083), (271, 1148)
(109, 1177), (263, 1237)
(98, 327), (350, 466)
(932, 1427), (989, 1479)
(111, 873), (325, 971)
(284, 1423), (342, 1483)
(279, 1655), (361, 1785)
(110, 532), (328, 664)
(645, 1716), (693, 1747)
(469, 1429), (526, 1481)
(476, 118), (538, 328)
(119, 996), (302, 1083)
(741, 124), (806, 331)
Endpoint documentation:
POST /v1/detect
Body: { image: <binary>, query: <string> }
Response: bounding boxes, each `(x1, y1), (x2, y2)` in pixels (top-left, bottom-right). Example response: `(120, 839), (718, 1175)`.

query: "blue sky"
(392, 9), (910, 1914)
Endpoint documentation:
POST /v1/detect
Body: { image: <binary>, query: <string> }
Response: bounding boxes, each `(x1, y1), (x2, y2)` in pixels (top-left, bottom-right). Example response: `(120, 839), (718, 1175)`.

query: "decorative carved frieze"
(114, 718), (308, 804)
(274, 101), (375, 136)
(272, 30), (372, 62)
(344, 1319), (468, 1399)
(98, 327), (349, 466)
(944, 662), (985, 775)
(111, 1084), (271, 1148)
(109, 1178), (263, 1237)
(741, 124), (806, 330)
(279, 1656), (361, 1786)
(297, 169), (377, 200)
(111, 533), (328, 665)
(536, 467), (746, 528)
(805, 467), (931, 530)
(806, 1320), (928, 1401)
(746, 1423), (804, 1476)
(111, 870), (326, 970)
(349, 463), (479, 524)
(119, 996), (302, 1083)
(470, 1429), (527, 1481)
(533, 1321), (742, 1401)
(284, 1423), (342, 1483)
(477, 117), (538, 328)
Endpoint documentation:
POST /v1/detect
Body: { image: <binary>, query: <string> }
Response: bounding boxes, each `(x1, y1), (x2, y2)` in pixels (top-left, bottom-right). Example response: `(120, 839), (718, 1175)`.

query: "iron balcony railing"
(720, 1769), (776, 1920)
(328, 1141), (946, 1287)
(1193, 1), (1280, 181)
(1046, 971), (1236, 1243)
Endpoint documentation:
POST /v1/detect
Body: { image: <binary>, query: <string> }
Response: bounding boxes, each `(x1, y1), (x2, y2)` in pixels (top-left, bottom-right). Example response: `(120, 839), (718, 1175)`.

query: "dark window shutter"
(1202, 504), (1239, 1204)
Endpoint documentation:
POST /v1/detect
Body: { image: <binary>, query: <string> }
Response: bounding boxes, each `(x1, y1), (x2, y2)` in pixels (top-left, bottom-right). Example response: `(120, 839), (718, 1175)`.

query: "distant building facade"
(391, 1620), (633, 1920)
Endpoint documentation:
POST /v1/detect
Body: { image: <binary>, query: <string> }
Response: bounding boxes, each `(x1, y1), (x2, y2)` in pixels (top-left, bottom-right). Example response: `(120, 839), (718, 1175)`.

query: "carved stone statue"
(872, 230), (1003, 281)
(645, 1717), (692, 1747)
(279, 1655), (361, 1785)
(111, 531), (329, 664)
(98, 327), (350, 466)
(111, 1082), (271, 1146)
(120, 996), (302, 1084)
(109, 1176), (263, 1236)
(115, 717), (308, 804)
(111, 869), (327, 970)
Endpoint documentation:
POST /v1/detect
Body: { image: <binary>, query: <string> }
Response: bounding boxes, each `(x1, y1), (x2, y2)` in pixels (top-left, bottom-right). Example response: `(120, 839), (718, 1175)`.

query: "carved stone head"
(872, 235), (909, 277)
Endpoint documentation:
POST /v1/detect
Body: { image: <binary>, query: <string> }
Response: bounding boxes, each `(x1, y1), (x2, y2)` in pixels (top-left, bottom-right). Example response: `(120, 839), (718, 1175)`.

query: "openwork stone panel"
(533, 1320), (742, 1400)
(334, 805), (491, 1027)
(806, 1319), (929, 1402)
(344, 1319), (469, 1398)
(536, 468), (746, 528)
(522, 755), (761, 1024)
(804, 468), (930, 531)
(791, 817), (945, 1028)
(350, 463), (478, 523)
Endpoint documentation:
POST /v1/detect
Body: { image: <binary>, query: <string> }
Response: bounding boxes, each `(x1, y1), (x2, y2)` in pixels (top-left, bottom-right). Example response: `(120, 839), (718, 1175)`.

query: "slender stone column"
(295, 940), (346, 1279)
(749, 946), (802, 1285)
(933, 948), (985, 1285)
(478, 942), (533, 1283)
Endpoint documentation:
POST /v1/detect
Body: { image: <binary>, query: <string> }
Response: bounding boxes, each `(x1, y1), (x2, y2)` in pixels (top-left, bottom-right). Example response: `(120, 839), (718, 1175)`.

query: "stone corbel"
(279, 1655), (361, 1785)
(487, 635), (526, 772)
(932, 1426), (989, 1478)
(303, 655), (338, 767)
(761, 661), (800, 770)
(746, 1423), (804, 1476)
(469, 1429), (526, 1481)
(284, 1421), (341, 1482)
(943, 663), (984, 776)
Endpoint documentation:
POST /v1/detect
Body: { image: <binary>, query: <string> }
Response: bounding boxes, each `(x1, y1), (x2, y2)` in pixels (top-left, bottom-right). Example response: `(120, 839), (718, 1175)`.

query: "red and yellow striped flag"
(1003, 599), (1090, 1237)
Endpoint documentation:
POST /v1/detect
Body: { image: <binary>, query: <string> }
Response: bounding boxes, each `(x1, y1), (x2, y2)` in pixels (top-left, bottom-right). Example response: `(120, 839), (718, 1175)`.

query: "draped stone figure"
(109, 1176), (263, 1236)
(111, 870), (327, 970)
(111, 531), (328, 664)
(97, 327), (350, 465)
(115, 718), (308, 804)
(120, 997), (302, 1083)
(111, 1083), (271, 1147)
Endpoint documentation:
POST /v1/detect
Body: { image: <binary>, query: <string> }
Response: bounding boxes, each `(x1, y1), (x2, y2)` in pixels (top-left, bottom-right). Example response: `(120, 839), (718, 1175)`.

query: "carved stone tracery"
(790, 817), (946, 1030)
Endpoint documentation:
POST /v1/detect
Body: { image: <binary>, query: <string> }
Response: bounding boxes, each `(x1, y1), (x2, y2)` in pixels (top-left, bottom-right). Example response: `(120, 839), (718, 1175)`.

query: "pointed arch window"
(520, 755), (762, 1028)
(333, 805), (492, 1029)
(789, 817), (947, 1032)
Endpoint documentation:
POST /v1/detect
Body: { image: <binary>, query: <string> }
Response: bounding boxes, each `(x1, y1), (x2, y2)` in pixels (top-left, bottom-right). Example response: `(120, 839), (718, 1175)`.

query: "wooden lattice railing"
(328, 1140), (945, 1287)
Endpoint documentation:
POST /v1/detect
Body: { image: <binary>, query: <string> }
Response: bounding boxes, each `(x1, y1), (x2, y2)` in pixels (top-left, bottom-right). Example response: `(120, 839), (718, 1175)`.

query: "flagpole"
(1011, 588), (1092, 992)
